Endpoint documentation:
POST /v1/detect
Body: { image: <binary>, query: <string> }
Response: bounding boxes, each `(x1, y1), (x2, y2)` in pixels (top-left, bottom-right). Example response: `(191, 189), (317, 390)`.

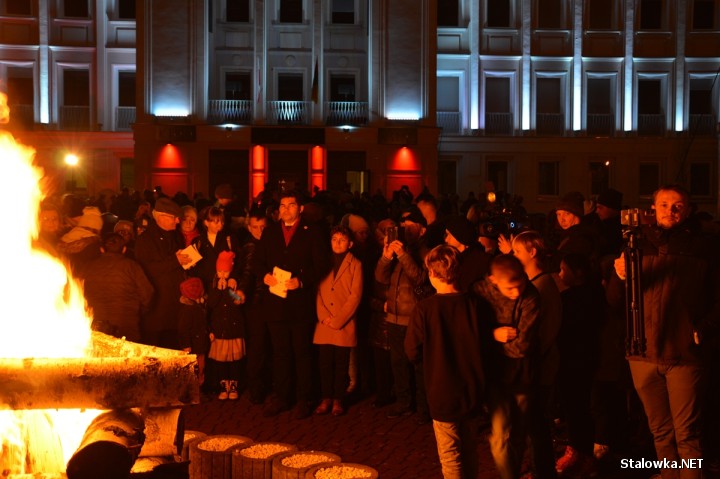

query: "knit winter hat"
(445, 216), (477, 247)
(346, 214), (370, 233)
(216, 250), (235, 273)
(154, 197), (182, 218)
(597, 188), (623, 211)
(180, 277), (204, 301)
(214, 183), (233, 200)
(556, 192), (585, 219)
(77, 206), (103, 232)
(400, 205), (428, 227)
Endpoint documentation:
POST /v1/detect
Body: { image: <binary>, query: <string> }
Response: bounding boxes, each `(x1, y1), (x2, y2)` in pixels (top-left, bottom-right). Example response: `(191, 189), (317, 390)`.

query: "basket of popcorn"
(188, 434), (254, 479)
(181, 430), (208, 460)
(305, 463), (379, 479)
(231, 441), (298, 479)
(272, 450), (342, 479)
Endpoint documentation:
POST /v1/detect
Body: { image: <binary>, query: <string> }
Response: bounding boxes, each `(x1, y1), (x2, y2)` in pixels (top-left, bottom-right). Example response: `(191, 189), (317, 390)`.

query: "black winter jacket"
(609, 223), (720, 364)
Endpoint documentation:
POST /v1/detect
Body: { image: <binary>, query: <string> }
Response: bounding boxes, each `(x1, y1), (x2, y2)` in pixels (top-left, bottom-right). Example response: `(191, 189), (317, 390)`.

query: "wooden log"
(138, 408), (184, 458)
(180, 431), (207, 461)
(130, 455), (189, 478)
(304, 463), (379, 479)
(231, 442), (298, 479)
(0, 335), (199, 410)
(272, 451), (341, 479)
(188, 435), (253, 479)
(65, 409), (145, 479)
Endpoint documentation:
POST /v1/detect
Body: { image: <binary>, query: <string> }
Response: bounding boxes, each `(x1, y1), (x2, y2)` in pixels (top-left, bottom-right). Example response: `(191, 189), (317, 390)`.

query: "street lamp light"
(64, 153), (80, 193)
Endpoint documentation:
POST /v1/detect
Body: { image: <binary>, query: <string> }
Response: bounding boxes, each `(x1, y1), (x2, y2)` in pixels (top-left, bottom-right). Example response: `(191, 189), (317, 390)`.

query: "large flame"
(0, 97), (92, 358)
(0, 93), (101, 475)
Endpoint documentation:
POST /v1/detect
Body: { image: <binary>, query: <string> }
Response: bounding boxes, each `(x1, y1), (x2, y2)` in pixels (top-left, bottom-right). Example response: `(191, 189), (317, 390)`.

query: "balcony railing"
(208, 100), (253, 124)
(536, 113), (565, 136)
(325, 101), (368, 126)
(8, 104), (33, 129)
(587, 113), (615, 136)
(267, 101), (311, 125)
(437, 111), (461, 134)
(60, 106), (90, 130)
(638, 114), (665, 136)
(485, 112), (514, 135)
(115, 106), (136, 131)
(689, 114), (716, 135)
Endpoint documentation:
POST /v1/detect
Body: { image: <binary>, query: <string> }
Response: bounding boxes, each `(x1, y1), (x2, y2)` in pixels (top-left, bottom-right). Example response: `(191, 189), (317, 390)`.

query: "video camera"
(478, 209), (527, 238)
(620, 208), (654, 232)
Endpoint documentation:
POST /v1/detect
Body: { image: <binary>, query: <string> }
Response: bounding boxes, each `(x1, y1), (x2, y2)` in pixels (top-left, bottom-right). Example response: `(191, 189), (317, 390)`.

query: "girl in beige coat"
(313, 226), (363, 416)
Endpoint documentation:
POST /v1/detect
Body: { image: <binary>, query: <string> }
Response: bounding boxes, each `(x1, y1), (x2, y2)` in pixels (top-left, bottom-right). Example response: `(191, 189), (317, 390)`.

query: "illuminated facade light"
(387, 113), (420, 121)
(154, 108), (190, 117)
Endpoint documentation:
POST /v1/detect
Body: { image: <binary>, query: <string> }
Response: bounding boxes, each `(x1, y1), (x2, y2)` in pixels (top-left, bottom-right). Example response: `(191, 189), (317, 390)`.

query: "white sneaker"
(228, 380), (239, 400)
(218, 380), (229, 400)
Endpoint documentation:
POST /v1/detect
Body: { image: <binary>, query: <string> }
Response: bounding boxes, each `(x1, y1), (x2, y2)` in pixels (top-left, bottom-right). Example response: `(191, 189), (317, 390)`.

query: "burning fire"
(0, 93), (102, 476)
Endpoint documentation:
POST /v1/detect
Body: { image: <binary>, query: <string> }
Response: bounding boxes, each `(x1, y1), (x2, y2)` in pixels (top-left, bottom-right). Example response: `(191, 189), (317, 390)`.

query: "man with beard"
(613, 185), (719, 479)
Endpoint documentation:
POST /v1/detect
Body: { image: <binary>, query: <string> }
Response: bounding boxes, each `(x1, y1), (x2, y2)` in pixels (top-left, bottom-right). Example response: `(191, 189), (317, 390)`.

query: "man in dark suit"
(254, 190), (330, 419)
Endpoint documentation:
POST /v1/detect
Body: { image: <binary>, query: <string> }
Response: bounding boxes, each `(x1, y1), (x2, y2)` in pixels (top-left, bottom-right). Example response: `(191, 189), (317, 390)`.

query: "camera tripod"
(624, 229), (646, 357)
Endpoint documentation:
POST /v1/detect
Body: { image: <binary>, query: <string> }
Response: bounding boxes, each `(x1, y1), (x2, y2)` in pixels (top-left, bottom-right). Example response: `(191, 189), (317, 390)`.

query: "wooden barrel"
(188, 435), (254, 479)
(181, 430), (207, 461)
(231, 442), (297, 479)
(272, 451), (341, 479)
(304, 463), (379, 479)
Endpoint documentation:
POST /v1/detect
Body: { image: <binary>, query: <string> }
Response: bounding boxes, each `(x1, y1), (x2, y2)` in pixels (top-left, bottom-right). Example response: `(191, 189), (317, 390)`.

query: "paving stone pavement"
(182, 393), (498, 478)
(183, 393), (672, 479)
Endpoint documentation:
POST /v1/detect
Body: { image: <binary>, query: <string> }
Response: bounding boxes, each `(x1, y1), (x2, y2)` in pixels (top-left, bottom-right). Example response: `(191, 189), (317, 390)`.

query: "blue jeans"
(629, 360), (704, 479)
(432, 417), (480, 479)
(487, 386), (529, 479)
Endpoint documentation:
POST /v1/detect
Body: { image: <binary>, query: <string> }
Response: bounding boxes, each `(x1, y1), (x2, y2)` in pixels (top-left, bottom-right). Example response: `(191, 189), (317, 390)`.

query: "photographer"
(375, 207), (431, 424)
(612, 185), (720, 479)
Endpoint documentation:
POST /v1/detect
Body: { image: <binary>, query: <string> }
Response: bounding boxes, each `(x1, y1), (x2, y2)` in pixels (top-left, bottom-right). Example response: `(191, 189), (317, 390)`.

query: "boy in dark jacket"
(474, 254), (541, 479)
(405, 245), (491, 479)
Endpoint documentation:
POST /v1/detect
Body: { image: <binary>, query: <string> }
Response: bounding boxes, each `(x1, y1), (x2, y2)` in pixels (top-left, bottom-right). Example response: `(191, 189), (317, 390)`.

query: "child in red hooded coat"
(207, 251), (246, 400)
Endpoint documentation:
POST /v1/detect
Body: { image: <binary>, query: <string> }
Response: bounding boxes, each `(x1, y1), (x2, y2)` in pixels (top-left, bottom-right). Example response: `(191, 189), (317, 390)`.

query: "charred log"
(66, 409), (145, 479)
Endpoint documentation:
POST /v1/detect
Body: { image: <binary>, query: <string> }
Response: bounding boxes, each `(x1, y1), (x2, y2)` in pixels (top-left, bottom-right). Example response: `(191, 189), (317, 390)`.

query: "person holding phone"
(375, 206), (432, 424)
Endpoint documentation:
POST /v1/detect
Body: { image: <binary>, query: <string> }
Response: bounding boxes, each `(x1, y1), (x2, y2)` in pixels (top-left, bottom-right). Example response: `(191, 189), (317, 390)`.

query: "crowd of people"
(34, 182), (719, 479)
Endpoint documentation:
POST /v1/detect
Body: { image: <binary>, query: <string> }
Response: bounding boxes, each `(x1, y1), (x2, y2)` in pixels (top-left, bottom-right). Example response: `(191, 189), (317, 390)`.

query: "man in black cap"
(135, 197), (192, 348)
(377, 205), (431, 423)
(444, 215), (490, 293)
(551, 192), (595, 265)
